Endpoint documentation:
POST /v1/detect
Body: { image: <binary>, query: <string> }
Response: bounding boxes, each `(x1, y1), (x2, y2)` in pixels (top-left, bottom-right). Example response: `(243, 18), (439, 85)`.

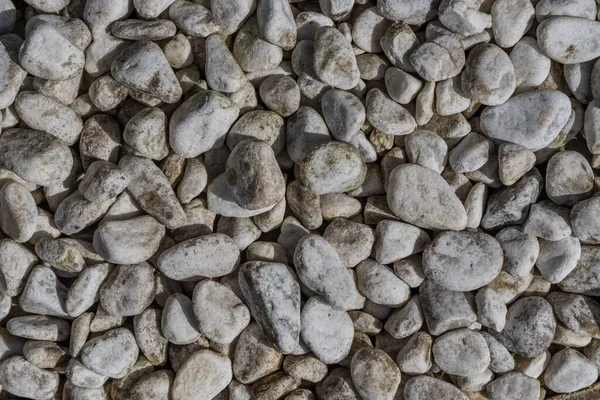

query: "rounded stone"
(432, 329), (490, 377)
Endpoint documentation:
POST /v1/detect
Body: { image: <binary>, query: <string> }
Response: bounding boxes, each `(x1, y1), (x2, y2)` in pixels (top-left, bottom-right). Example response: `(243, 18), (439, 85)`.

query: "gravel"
(1, 1), (600, 399)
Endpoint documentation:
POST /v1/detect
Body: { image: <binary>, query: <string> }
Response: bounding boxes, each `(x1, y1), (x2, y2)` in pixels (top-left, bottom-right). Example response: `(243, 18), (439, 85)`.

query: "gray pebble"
(169, 90), (239, 158)
(537, 235), (581, 283)
(387, 163), (467, 231)
(260, 75), (300, 118)
(498, 142), (536, 186)
(491, 296), (555, 357)
(294, 234), (358, 310)
(238, 261), (301, 354)
(356, 259), (411, 307)
(366, 88), (417, 136)
(321, 89), (365, 142)
(377, 0), (439, 25)
(35, 238), (85, 274)
(481, 331), (514, 373)
(234, 18), (282, 73)
(0, 181), (37, 243)
(404, 129), (447, 173)
(300, 141), (366, 195)
(323, 218), (374, 268)
(119, 155), (186, 229)
(112, 19), (177, 41)
(193, 280), (250, 344)
(547, 292), (600, 338)
(537, 16), (600, 64)
(67, 263), (113, 318)
(496, 228), (539, 277)
(134, 308), (168, 366)
(546, 150), (594, 206)
(0, 356), (59, 399)
(486, 371), (540, 400)
(384, 296), (424, 339)
(161, 293), (201, 345)
(481, 89), (571, 151)
(172, 349), (232, 400)
(111, 40), (181, 104)
(491, 0), (535, 48)
(410, 35), (465, 82)
(158, 233), (239, 280)
(20, 265), (68, 317)
(81, 328), (139, 379)
(523, 201), (572, 241)
(99, 263), (155, 317)
(233, 322), (283, 384)
(7, 315), (69, 341)
(350, 347), (400, 400)
(544, 348), (598, 393)
(205, 33), (247, 93)
(420, 280), (477, 336)
(403, 376), (469, 400)
(286, 106), (331, 164)
(168, 0), (219, 37)
(352, 7), (392, 53)
(380, 21), (420, 72)
(396, 331), (432, 375)
(301, 296), (353, 364)
(313, 27), (360, 90)
(432, 328), (490, 376)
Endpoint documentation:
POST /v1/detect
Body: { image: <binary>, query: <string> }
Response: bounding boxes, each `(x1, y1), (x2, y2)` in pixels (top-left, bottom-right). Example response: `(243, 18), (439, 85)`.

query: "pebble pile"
(0, 0), (600, 399)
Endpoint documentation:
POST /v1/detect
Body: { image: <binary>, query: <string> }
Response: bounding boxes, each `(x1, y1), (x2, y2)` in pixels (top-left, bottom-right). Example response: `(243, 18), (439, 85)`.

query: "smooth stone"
(161, 293), (200, 345)
(172, 350), (232, 400)
(7, 315), (69, 342)
(321, 89), (365, 142)
(123, 107), (169, 161)
(301, 296), (353, 364)
(0, 181), (37, 243)
(395, 331), (432, 375)
(410, 35), (465, 82)
(294, 234), (358, 310)
(0, 239), (37, 296)
(432, 329), (490, 376)
(285, 106), (331, 164)
(387, 163), (467, 231)
(537, 17), (600, 64)
(111, 40), (181, 104)
(0, 356), (59, 399)
(373, 220), (430, 264)
(158, 233), (240, 281)
(234, 323), (283, 384)
(546, 150), (594, 206)
(486, 372), (540, 400)
(66, 263), (113, 317)
(256, 0), (296, 50)
(491, 0), (535, 48)
(403, 376), (469, 400)
(119, 155), (187, 229)
(420, 280), (477, 336)
(547, 292), (600, 338)
(238, 262), (301, 354)
(93, 216), (165, 264)
(498, 143), (536, 186)
(99, 263), (156, 317)
(169, 90), (239, 158)
(350, 348), (400, 400)
(491, 296), (556, 358)
(19, 266), (68, 317)
(193, 280), (250, 344)
(423, 230), (503, 291)
(480, 89), (571, 151)
(496, 228), (539, 277)
(356, 259), (411, 307)
(366, 88), (417, 136)
(544, 348), (598, 393)
(313, 27), (360, 90)
(80, 328), (139, 379)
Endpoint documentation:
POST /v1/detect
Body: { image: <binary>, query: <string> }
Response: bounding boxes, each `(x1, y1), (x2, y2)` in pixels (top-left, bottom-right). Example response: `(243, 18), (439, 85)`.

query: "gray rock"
(486, 372), (540, 400)
(134, 308), (168, 366)
(481, 169), (543, 229)
(351, 348), (401, 400)
(0, 181), (37, 243)
(99, 263), (156, 317)
(119, 155), (186, 229)
(294, 234), (358, 310)
(356, 259), (411, 307)
(67, 263), (113, 317)
(205, 33), (247, 93)
(510, 36), (551, 91)
(572, 196), (600, 244)
(404, 130), (447, 173)
(158, 233), (240, 281)
(256, 0), (296, 50)
(161, 293), (201, 345)
(384, 296), (424, 339)
(35, 238), (85, 274)
(403, 376), (469, 400)
(81, 328), (139, 379)
(547, 292), (600, 338)
(352, 7), (392, 53)
(172, 350), (232, 400)
(481, 89), (571, 151)
(432, 328), (490, 376)
(523, 201), (572, 241)
(461, 43), (516, 106)
(19, 266), (68, 317)
(111, 40), (181, 104)
(300, 141), (366, 195)
(481, 331), (515, 373)
(7, 315), (69, 342)
(366, 88), (417, 136)
(498, 143), (536, 186)
(396, 331), (432, 375)
(536, 0), (597, 21)
(476, 287), (507, 331)
(321, 89), (365, 142)
(536, 235), (581, 283)
(123, 107), (169, 161)
(193, 280), (250, 344)
(170, 90), (239, 158)
(0, 356), (59, 399)
(234, 323), (283, 384)
(491, 0), (534, 48)
(546, 150), (594, 206)
(410, 35), (465, 82)
(491, 296), (556, 358)
(301, 296), (353, 364)
(537, 17), (600, 64)
(323, 218), (374, 268)
(286, 181), (322, 230)
(420, 280), (477, 336)
(387, 163), (467, 231)
(373, 220), (430, 265)
(378, 0), (439, 25)
(544, 348), (598, 394)
(313, 27), (360, 90)
(238, 262), (301, 354)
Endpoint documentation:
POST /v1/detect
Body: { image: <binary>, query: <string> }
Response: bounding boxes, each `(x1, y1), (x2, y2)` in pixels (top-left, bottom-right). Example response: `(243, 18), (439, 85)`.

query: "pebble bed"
(0, 0), (600, 399)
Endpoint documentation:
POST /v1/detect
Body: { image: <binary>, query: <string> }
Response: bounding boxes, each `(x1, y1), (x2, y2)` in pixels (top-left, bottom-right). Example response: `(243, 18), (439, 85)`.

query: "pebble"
(420, 280), (477, 336)
(234, 323), (283, 384)
(546, 150), (594, 206)
(313, 27), (360, 90)
(481, 89), (571, 151)
(193, 280), (250, 344)
(0, 356), (59, 399)
(99, 263), (156, 317)
(172, 350), (232, 400)
(492, 296), (556, 357)
(537, 17), (600, 64)
(491, 0), (534, 48)
(168, 0), (218, 37)
(301, 296), (354, 364)
(158, 233), (239, 280)
(111, 40), (181, 104)
(321, 89), (365, 142)
(169, 90), (239, 158)
(238, 262), (301, 354)
(486, 372), (540, 400)
(387, 163), (468, 231)
(544, 348), (598, 393)
(350, 347), (400, 400)
(66, 263), (112, 317)
(410, 35), (465, 82)
(367, 88), (417, 136)
(294, 234), (358, 310)
(0, 181), (37, 243)
(80, 328), (139, 379)
(403, 376), (469, 400)
(7, 315), (69, 341)
(432, 328), (490, 376)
